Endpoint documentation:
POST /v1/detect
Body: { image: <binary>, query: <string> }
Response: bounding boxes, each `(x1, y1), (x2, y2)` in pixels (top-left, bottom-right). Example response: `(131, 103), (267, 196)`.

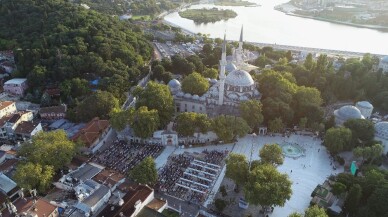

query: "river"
(164, 0), (388, 55)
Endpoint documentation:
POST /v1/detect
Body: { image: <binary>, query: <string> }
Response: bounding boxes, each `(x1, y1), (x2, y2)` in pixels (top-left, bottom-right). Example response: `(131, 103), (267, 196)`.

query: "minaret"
(236, 25), (244, 65)
(218, 34), (227, 106)
(239, 25), (243, 51)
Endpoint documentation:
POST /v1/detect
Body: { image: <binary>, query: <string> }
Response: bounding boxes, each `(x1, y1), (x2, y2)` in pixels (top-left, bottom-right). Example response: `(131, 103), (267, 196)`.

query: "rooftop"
(14, 121), (40, 134)
(0, 101), (14, 111)
(68, 163), (104, 182)
(0, 173), (17, 194)
(4, 78), (27, 85)
(39, 105), (67, 114)
(97, 185), (153, 217)
(72, 117), (110, 148)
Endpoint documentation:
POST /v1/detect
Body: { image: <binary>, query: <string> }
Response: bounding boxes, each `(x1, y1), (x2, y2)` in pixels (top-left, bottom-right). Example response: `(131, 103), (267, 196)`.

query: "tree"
(269, 117), (284, 133)
(225, 153), (249, 186)
(214, 199), (227, 212)
(181, 72), (209, 95)
(299, 117), (307, 129)
(211, 115), (251, 142)
(344, 119), (375, 143)
(175, 112), (210, 137)
(244, 164), (292, 207)
(259, 144), (284, 166)
(239, 100), (264, 131)
(304, 53), (315, 71)
(304, 205), (328, 217)
(324, 127), (352, 154)
(332, 182), (347, 196)
(344, 184), (362, 215)
(110, 109), (133, 131)
(75, 90), (120, 122)
(136, 81), (174, 127)
(128, 156), (158, 185)
(18, 130), (79, 170)
(366, 185), (388, 217)
(202, 67), (218, 79)
(353, 144), (384, 165)
(13, 163), (54, 193)
(288, 206), (328, 217)
(130, 106), (160, 139)
(27, 65), (47, 89)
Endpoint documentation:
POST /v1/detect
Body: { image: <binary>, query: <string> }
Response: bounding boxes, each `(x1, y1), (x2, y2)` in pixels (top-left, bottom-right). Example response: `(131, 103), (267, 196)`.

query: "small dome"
(176, 92), (184, 97)
(225, 69), (254, 87)
(381, 56), (388, 63)
(254, 90), (260, 96)
(168, 79), (181, 88)
(356, 101), (373, 109)
(210, 79), (218, 84)
(206, 78), (211, 81)
(225, 62), (237, 73)
(375, 121), (388, 139)
(184, 93), (192, 98)
(192, 95), (199, 100)
(199, 96), (206, 101)
(334, 105), (365, 125)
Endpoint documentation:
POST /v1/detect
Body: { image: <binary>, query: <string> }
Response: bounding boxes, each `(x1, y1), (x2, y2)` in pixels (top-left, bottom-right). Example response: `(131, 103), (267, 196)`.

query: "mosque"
(168, 27), (260, 117)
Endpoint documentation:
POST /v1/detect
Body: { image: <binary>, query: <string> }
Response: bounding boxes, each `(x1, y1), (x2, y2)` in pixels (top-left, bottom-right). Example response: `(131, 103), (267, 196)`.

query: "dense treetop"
(0, 0), (153, 113)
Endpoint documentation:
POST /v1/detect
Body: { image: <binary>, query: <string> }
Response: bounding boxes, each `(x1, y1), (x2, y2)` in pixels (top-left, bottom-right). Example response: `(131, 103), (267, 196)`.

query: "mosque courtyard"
(154, 133), (343, 216)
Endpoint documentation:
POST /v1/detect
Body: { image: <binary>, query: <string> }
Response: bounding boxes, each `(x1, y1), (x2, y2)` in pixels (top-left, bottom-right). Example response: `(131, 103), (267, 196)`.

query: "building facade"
(169, 27), (260, 117)
(3, 79), (27, 96)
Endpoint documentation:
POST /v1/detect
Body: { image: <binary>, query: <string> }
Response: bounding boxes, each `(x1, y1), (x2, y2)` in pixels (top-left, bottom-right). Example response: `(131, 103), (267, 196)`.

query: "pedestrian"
(291, 170), (292, 173)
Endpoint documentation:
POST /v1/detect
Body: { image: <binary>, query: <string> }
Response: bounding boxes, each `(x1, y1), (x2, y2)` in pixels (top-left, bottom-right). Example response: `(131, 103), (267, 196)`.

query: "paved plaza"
(154, 133), (344, 216)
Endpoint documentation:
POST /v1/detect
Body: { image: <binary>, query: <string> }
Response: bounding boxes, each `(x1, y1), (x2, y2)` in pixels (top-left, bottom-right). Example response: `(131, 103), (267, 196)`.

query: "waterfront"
(164, 0), (388, 55)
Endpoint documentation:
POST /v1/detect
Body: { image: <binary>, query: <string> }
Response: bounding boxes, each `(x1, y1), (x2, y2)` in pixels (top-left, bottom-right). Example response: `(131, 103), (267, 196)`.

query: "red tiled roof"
(0, 101), (14, 111)
(39, 105), (66, 115)
(14, 121), (40, 134)
(2, 198), (57, 217)
(72, 117), (110, 148)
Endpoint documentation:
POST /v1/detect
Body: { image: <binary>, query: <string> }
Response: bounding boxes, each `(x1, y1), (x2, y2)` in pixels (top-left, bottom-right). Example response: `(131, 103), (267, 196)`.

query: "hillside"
(0, 0), (153, 103)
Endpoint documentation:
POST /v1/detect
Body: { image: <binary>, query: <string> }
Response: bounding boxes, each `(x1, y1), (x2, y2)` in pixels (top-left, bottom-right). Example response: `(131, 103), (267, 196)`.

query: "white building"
(355, 101), (373, 119)
(169, 27), (260, 117)
(334, 105), (364, 126)
(379, 56), (388, 73)
(0, 101), (17, 119)
(375, 121), (388, 140)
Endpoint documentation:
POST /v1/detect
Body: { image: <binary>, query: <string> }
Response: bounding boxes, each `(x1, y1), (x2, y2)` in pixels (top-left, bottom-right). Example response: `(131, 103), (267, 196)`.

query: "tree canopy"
(324, 127), (352, 154)
(181, 72), (210, 96)
(211, 115), (251, 142)
(239, 100), (264, 131)
(259, 144), (284, 166)
(13, 162), (54, 193)
(73, 90), (120, 122)
(225, 153), (249, 186)
(344, 119), (375, 143)
(136, 81), (174, 127)
(128, 156), (158, 185)
(18, 130), (79, 170)
(175, 112), (211, 137)
(244, 163), (292, 207)
(130, 106), (160, 139)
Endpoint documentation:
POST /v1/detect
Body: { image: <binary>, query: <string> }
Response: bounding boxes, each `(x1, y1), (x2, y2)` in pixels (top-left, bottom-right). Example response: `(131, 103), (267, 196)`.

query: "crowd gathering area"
(90, 140), (164, 174)
(157, 150), (228, 205)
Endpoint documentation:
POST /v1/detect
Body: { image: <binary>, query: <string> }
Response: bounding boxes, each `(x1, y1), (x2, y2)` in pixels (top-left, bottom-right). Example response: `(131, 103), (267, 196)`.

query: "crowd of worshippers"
(157, 150), (228, 204)
(91, 140), (163, 174)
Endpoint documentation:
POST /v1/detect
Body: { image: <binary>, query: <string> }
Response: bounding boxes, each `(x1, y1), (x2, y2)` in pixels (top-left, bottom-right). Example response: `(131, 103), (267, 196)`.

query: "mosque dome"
(381, 56), (388, 63)
(184, 93), (192, 99)
(168, 79), (181, 89)
(375, 121), (388, 140)
(225, 62), (237, 73)
(225, 69), (254, 87)
(356, 101), (373, 109)
(192, 95), (199, 100)
(176, 91), (184, 97)
(334, 105), (364, 125)
(210, 79), (218, 85)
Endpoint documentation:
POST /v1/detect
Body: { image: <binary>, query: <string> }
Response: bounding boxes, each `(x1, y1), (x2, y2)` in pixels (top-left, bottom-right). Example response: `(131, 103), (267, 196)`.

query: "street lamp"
(249, 133), (257, 171)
